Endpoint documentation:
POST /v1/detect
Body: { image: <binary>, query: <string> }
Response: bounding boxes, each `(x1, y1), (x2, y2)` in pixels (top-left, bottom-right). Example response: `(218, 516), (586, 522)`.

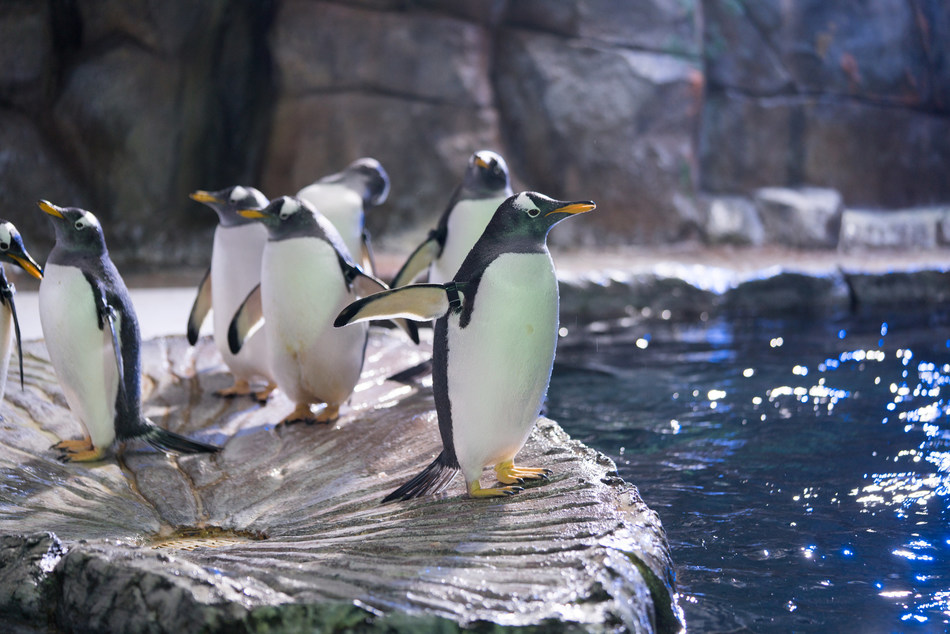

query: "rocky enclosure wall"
(0, 0), (947, 268)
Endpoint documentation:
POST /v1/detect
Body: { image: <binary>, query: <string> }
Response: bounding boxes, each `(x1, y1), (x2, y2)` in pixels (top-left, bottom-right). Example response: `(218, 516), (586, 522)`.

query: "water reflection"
(549, 308), (950, 632)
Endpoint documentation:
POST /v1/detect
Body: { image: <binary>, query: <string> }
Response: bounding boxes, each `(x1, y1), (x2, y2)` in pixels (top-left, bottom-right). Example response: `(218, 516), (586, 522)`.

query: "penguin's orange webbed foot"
(466, 479), (523, 498)
(215, 379), (254, 398)
(314, 404), (340, 424)
(56, 444), (108, 463)
(52, 438), (94, 452)
(254, 383), (278, 403)
(278, 403), (332, 427)
(494, 460), (551, 485)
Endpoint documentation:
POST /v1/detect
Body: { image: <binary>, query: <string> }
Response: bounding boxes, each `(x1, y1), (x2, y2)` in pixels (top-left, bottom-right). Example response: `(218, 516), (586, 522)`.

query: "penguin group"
(4, 151), (594, 502)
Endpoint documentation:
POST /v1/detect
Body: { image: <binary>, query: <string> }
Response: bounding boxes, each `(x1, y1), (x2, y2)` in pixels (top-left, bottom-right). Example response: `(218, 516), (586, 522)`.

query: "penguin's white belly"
(0, 305), (13, 402)
(431, 197), (506, 284)
(39, 264), (118, 448)
(446, 253), (559, 481)
(297, 184), (364, 263)
(261, 238), (366, 405)
(211, 224), (271, 381)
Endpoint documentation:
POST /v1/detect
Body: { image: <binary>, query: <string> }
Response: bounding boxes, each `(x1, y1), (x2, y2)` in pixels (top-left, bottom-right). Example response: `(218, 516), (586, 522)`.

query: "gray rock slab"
(0, 332), (680, 633)
(703, 195), (766, 246)
(754, 186), (843, 249)
(839, 206), (950, 251)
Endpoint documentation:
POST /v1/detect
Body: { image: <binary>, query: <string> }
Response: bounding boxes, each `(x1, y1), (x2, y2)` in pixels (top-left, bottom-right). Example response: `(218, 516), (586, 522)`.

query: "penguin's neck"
(47, 246), (107, 271)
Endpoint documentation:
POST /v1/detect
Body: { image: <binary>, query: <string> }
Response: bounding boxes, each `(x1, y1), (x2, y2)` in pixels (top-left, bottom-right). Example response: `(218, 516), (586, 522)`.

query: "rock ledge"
(0, 333), (680, 633)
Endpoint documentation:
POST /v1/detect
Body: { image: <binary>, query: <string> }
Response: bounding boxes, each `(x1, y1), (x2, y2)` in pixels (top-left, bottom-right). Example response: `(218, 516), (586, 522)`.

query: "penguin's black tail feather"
(381, 452), (458, 504)
(386, 358), (433, 384)
(141, 421), (220, 455)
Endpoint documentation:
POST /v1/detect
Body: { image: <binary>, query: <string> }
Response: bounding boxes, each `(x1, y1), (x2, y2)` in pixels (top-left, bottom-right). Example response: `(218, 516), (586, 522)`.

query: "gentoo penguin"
(187, 186), (277, 401)
(296, 158), (390, 275)
(228, 196), (414, 425)
(37, 200), (219, 462)
(335, 192), (594, 500)
(0, 221), (43, 403)
(392, 150), (512, 287)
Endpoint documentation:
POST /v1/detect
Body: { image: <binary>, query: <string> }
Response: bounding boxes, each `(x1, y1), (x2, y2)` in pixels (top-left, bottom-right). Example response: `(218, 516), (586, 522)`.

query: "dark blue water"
(549, 307), (950, 633)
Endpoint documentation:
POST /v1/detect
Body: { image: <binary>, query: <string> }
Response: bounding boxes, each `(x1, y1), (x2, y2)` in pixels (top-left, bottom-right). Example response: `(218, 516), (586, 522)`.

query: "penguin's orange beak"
(546, 201), (596, 217)
(38, 199), (64, 219)
(474, 155), (490, 169)
(10, 254), (42, 280)
(189, 190), (221, 204)
(237, 209), (268, 219)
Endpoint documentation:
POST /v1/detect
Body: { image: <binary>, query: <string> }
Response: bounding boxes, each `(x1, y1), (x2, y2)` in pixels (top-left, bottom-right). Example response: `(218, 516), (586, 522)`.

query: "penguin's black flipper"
(391, 238), (440, 288)
(0, 275), (25, 389)
(228, 284), (264, 354)
(381, 451), (459, 503)
(335, 284), (461, 328)
(86, 277), (127, 406)
(103, 303), (124, 392)
(142, 420), (220, 454)
(339, 257), (420, 344)
(187, 267), (212, 345)
(360, 231), (376, 276)
(9, 293), (23, 389)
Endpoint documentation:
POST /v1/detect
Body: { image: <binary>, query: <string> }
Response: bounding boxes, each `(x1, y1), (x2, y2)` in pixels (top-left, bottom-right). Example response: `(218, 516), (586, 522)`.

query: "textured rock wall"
(0, 0), (946, 269)
(700, 0), (950, 207)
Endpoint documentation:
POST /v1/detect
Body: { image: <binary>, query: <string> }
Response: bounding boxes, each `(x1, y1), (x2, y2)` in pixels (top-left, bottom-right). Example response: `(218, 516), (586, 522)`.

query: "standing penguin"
(38, 200), (219, 461)
(228, 196), (413, 425)
(296, 158), (390, 275)
(392, 150), (512, 288)
(187, 186), (277, 400)
(335, 192), (594, 500)
(0, 221), (44, 403)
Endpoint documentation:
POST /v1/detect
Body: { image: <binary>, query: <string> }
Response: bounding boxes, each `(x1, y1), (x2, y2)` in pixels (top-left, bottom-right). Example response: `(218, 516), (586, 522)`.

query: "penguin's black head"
(463, 150), (511, 198)
(321, 158), (390, 208)
(238, 195), (339, 243)
(190, 185), (268, 228)
(38, 200), (108, 257)
(483, 192), (595, 246)
(0, 220), (43, 280)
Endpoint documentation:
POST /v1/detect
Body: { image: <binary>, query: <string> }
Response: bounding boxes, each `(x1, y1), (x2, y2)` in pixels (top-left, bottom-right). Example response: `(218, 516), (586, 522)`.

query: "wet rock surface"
(0, 332), (680, 633)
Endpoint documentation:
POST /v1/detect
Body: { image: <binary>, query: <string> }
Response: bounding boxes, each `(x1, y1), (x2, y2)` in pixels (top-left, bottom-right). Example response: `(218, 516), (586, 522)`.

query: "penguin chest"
(211, 223), (270, 377)
(431, 197), (505, 284)
(445, 253), (559, 477)
(211, 223), (267, 329)
(39, 264), (119, 448)
(261, 238), (365, 403)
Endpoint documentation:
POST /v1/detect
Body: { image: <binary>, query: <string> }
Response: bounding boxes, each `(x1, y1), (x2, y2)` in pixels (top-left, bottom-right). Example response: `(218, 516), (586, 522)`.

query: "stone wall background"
(0, 0), (947, 269)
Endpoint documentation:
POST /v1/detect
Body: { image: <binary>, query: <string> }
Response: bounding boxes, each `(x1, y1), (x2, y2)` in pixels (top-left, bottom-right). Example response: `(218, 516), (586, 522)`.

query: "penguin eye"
(0, 242), (7, 251)
(74, 221), (85, 230)
(526, 208), (540, 218)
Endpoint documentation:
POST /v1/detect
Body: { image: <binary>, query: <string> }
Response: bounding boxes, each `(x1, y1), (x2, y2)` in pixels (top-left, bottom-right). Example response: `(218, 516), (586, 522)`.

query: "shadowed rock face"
(0, 331), (681, 633)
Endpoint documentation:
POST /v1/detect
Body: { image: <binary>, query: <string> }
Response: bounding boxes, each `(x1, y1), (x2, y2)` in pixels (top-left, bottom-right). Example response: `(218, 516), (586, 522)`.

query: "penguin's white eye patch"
(512, 192), (540, 217)
(73, 214), (99, 231)
(278, 198), (301, 219)
(229, 186), (248, 203)
(0, 225), (11, 250)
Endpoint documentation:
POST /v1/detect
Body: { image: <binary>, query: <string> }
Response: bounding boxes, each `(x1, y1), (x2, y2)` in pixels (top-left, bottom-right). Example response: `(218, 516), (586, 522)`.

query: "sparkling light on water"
(548, 310), (950, 631)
